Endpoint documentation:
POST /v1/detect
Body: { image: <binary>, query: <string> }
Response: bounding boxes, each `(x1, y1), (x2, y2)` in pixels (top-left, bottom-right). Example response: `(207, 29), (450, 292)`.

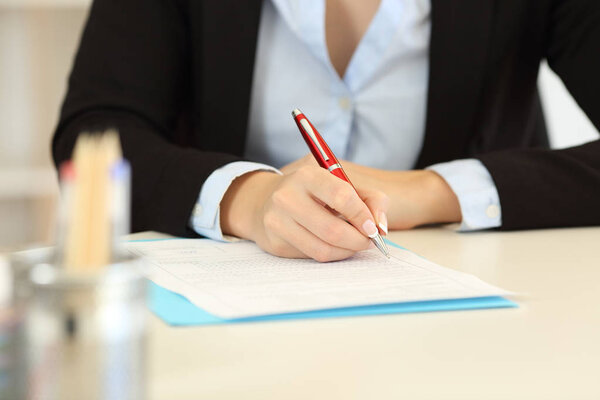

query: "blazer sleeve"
(52, 0), (243, 237)
(477, 0), (600, 230)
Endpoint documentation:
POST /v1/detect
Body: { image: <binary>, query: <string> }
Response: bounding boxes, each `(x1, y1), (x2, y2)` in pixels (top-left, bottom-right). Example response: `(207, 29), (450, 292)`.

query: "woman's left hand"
(281, 155), (462, 230)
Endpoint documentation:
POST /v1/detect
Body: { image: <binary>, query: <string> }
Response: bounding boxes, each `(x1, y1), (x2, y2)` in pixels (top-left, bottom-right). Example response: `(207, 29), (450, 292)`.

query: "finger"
(356, 187), (390, 235)
(278, 219), (356, 262)
(263, 235), (307, 259)
(297, 166), (379, 240)
(262, 209), (355, 261)
(279, 190), (371, 251)
(261, 210), (307, 258)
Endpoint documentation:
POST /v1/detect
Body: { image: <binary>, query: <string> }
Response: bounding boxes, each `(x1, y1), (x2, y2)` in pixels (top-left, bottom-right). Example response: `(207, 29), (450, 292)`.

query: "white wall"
(0, 5), (598, 249)
(0, 7), (88, 249)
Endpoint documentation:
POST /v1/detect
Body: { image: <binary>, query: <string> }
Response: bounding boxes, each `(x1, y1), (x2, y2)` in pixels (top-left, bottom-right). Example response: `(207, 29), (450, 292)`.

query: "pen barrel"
(330, 166), (350, 182)
(306, 144), (329, 169)
(294, 114), (337, 168)
(293, 112), (356, 189)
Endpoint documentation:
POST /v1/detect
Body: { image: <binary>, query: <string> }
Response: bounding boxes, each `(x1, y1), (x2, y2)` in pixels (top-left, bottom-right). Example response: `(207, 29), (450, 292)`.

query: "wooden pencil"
(63, 131), (122, 271)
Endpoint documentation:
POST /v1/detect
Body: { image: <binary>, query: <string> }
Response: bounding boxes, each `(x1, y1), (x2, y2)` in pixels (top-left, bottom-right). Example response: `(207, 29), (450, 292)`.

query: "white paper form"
(127, 239), (510, 319)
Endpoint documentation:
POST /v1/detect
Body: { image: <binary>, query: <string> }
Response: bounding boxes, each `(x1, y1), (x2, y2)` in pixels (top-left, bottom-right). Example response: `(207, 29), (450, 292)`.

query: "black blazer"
(52, 0), (600, 237)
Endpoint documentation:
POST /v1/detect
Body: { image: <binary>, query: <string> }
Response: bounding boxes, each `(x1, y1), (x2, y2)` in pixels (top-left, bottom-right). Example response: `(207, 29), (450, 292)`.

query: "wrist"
(383, 169), (461, 228)
(220, 171), (279, 239)
(420, 170), (462, 224)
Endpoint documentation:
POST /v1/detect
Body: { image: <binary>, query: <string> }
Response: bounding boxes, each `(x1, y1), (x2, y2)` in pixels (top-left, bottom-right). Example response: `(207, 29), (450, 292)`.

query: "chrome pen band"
(327, 163), (342, 172)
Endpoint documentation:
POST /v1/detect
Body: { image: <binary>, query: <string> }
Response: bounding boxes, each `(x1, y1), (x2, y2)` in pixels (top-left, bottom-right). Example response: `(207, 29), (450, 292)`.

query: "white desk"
(136, 227), (600, 399)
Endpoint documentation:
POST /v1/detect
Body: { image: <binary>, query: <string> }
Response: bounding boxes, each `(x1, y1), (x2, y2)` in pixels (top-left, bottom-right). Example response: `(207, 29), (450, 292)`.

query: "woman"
(53, 0), (600, 261)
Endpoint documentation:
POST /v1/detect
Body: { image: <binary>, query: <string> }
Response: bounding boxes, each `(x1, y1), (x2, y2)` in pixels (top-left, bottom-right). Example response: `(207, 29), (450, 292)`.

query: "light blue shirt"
(190, 0), (502, 240)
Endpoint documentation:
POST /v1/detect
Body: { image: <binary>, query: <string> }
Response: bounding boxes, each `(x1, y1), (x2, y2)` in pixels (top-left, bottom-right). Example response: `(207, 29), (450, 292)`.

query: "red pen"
(292, 108), (390, 258)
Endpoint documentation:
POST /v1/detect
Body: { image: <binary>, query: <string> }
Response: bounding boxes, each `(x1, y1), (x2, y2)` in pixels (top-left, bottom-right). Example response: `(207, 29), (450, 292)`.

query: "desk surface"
(137, 227), (600, 400)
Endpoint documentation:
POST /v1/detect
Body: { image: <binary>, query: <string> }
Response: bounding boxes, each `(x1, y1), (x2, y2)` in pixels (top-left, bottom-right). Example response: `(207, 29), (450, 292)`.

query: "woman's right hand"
(220, 164), (389, 262)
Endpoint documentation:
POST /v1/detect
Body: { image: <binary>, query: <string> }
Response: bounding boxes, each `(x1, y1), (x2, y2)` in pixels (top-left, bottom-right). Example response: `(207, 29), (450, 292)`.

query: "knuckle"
(322, 223), (344, 244)
(312, 245), (334, 263)
(271, 189), (289, 209)
(296, 165), (316, 181)
(262, 211), (280, 232)
(350, 209), (370, 227)
(331, 186), (354, 211)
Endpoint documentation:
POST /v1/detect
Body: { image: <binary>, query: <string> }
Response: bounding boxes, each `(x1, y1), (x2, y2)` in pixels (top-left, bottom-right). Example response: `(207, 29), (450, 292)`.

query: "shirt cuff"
(189, 161), (281, 241)
(427, 159), (502, 231)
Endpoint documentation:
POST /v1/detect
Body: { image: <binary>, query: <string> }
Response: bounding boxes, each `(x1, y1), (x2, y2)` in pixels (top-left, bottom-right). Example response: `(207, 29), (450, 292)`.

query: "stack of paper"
(127, 239), (513, 322)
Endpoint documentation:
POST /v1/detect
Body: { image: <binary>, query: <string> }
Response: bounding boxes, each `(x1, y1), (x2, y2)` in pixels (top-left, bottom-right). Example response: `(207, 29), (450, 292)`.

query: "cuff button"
(486, 204), (500, 219)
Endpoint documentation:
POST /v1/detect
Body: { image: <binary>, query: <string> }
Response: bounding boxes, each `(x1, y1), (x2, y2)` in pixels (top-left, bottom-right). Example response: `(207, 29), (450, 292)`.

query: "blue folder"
(145, 239), (517, 326)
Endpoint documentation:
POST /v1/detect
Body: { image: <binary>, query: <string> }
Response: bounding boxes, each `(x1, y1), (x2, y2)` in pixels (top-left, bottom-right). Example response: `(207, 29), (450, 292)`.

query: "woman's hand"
(220, 164), (389, 262)
(281, 155), (462, 230)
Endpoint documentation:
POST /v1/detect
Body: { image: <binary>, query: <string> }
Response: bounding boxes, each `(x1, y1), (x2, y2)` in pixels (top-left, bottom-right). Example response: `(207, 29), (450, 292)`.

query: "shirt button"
(338, 97), (352, 110)
(193, 203), (203, 216)
(486, 204), (500, 219)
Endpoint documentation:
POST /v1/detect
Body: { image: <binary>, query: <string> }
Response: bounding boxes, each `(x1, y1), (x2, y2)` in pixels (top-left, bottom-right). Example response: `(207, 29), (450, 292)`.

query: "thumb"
(356, 187), (390, 235)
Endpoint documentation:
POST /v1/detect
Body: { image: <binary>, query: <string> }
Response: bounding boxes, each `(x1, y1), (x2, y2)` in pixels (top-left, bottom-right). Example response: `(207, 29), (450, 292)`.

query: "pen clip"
(299, 119), (330, 162)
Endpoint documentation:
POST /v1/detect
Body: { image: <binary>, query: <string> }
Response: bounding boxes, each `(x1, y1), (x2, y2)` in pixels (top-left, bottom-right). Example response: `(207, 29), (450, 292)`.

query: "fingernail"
(362, 220), (378, 238)
(377, 211), (388, 235)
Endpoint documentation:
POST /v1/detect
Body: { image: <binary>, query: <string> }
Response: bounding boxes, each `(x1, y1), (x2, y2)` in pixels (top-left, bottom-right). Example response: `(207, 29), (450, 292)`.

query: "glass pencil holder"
(13, 252), (148, 400)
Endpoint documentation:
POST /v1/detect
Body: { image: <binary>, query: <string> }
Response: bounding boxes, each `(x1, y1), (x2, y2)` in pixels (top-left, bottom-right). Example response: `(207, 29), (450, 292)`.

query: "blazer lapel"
(416, 0), (495, 168)
(198, 0), (263, 156)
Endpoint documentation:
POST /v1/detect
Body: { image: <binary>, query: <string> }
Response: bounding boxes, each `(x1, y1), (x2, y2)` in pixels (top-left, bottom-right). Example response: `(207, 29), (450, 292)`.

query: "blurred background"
(0, 0), (598, 251)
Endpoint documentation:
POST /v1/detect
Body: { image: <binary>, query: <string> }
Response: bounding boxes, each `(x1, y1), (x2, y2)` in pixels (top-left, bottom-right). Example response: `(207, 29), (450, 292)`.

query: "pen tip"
(371, 234), (391, 259)
(292, 108), (302, 118)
